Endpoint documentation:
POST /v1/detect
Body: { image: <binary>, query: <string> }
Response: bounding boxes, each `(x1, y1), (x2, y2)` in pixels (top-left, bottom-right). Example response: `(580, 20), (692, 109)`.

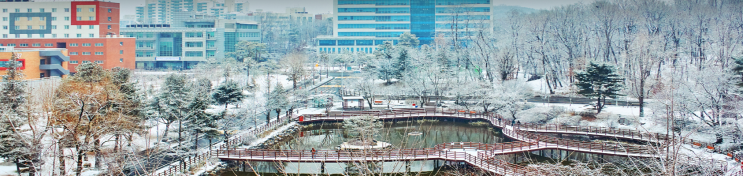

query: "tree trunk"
(75, 148), (84, 176)
(178, 120), (182, 149)
(639, 95), (644, 117)
(15, 159), (20, 176)
(194, 131), (199, 150)
(114, 135), (119, 153)
(94, 138), (101, 169)
(58, 142), (65, 176)
(163, 123), (170, 142)
(596, 96), (603, 114)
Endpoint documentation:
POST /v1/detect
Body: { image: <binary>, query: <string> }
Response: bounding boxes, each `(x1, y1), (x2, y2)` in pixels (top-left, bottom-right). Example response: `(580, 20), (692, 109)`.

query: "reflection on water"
(217, 119), (629, 175)
(281, 119), (508, 150)
(222, 119), (506, 175)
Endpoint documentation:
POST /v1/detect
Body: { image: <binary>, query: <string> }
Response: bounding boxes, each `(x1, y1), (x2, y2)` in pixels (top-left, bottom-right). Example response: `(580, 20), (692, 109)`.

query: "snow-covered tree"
(342, 115), (383, 144)
(212, 80), (243, 109)
(372, 41), (398, 84)
(283, 53), (307, 89)
(155, 74), (191, 146)
(398, 32), (419, 47)
(268, 83), (289, 121)
(575, 62), (623, 114)
(0, 53), (37, 175)
(189, 78), (217, 149)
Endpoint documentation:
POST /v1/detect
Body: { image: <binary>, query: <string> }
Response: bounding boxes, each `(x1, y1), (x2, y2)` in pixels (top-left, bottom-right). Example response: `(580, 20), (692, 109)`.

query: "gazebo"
(342, 96), (365, 110)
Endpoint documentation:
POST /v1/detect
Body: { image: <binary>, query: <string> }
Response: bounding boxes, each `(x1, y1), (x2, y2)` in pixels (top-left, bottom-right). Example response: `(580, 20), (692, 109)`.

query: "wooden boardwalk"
(214, 108), (731, 175)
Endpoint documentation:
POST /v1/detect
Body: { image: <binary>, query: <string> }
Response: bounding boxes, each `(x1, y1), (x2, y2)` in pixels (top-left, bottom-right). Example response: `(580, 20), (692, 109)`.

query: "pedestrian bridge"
(214, 108), (730, 176)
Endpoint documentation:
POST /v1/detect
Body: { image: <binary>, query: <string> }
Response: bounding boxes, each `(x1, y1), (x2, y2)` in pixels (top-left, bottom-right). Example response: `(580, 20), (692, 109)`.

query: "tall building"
(121, 19), (260, 70)
(318, 0), (493, 54)
(0, 1), (137, 72)
(136, 0), (249, 24)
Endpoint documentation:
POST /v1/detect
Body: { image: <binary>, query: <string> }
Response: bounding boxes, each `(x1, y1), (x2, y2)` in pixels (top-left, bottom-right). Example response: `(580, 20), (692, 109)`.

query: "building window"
(27, 17), (31, 20)
(15, 9), (20, 13)
(89, 34), (94, 37)
(14, 26), (19, 30)
(7, 43), (14, 46)
(108, 17), (111, 21)
(2, 9), (6, 13)
(119, 58), (123, 62)
(108, 9), (112, 13)
(52, 34), (56, 38)
(107, 25), (111, 29)
(82, 61), (90, 64)
(77, 17), (81, 21)
(70, 60), (78, 64)
(82, 43), (91, 47)
(26, 25), (31, 30)
(51, 17), (56, 21)
(120, 42), (123, 46)
(120, 50), (123, 54)
(27, 8), (32, 12)
(69, 43), (78, 47)
(14, 17), (19, 21)
(45, 43), (53, 47)
(64, 25), (69, 29)
(20, 43), (28, 47)
(76, 8), (81, 12)
(64, 34), (69, 38)
(95, 43), (103, 47)
(39, 25), (45, 29)
(2, 26), (6, 30)
(32, 43), (40, 47)
(70, 52), (78, 55)
(2, 17), (6, 21)
(89, 8), (95, 12)
(185, 51), (203, 57)
(51, 25), (56, 29)
(52, 8), (57, 12)
(88, 17), (95, 20)
(89, 25), (94, 29)
(82, 52), (91, 55)
(39, 34), (44, 38)
(39, 17), (45, 21)
(65, 17), (70, 21)
(65, 8), (70, 12)
(77, 26), (82, 29)
(185, 42), (203, 47)
(76, 34), (82, 37)
(95, 52), (103, 55)
(95, 60), (103, 64)
(39, 8), (44, 12)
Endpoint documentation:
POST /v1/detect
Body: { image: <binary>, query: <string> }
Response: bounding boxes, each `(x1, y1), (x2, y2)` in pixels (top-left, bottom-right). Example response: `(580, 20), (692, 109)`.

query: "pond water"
(218, 119), (629, 175)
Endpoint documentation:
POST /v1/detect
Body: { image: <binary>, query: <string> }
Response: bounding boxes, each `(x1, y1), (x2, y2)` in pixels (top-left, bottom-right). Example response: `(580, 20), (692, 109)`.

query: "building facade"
(121, 19), (259, 69)
(136, 0), (249, 24)
(0, 46), (69, 80)
(318, 0), (493, 54)
(0, 1), (137, 72)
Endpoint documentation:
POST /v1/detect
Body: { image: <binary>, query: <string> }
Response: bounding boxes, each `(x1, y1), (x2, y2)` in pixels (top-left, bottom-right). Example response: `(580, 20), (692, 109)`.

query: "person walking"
(312, 148), (317, 159)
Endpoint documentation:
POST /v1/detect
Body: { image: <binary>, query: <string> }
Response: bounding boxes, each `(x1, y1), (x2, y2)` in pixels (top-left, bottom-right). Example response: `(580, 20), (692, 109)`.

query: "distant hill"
(491, 5), (538, 19)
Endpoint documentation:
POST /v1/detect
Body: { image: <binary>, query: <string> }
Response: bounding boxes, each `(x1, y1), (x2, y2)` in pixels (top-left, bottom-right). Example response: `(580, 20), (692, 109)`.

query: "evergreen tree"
(395, 48), (409, 79)
(732, 57), (743, 87)
(268, 83), (289, 122)
(0, 53), (34, 175)
(373, 41), (397, 84)
(189, 78), (217, 149)
(156, 74), (191, 145)
(575, 62), (623, 114)
(398, 32), (419, 47)
(212, 80), (244, 109)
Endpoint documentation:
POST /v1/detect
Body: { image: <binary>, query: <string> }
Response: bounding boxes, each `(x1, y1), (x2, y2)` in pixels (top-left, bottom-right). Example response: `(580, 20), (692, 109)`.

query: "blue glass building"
(317, 0), (492, 54)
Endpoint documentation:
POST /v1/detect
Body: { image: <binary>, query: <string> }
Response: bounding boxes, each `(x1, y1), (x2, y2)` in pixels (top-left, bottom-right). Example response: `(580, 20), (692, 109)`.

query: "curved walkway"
(215, 108), (730, 175)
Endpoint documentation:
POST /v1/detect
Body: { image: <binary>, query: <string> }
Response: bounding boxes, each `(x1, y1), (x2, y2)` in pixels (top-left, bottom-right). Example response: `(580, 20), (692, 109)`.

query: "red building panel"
(70, 1), (100, 26)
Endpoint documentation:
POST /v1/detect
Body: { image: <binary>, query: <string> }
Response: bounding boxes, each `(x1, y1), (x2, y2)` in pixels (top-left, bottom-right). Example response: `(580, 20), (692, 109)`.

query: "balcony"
(39, 64), (70, 76)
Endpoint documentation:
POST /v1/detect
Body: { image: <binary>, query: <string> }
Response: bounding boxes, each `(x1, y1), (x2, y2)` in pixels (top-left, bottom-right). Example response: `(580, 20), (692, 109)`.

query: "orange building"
(0, 38), (135, 72)
(0, 1), (136, 72)
(0, 46), (69, 80)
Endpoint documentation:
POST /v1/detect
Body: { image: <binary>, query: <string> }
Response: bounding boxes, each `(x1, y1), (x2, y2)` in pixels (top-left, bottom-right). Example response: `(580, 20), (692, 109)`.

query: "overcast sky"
(111, 0), (588, 17)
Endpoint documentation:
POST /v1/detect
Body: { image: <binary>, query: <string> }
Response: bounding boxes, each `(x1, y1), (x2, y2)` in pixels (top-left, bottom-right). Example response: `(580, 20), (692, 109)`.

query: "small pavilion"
(342, 96), (365, 110)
